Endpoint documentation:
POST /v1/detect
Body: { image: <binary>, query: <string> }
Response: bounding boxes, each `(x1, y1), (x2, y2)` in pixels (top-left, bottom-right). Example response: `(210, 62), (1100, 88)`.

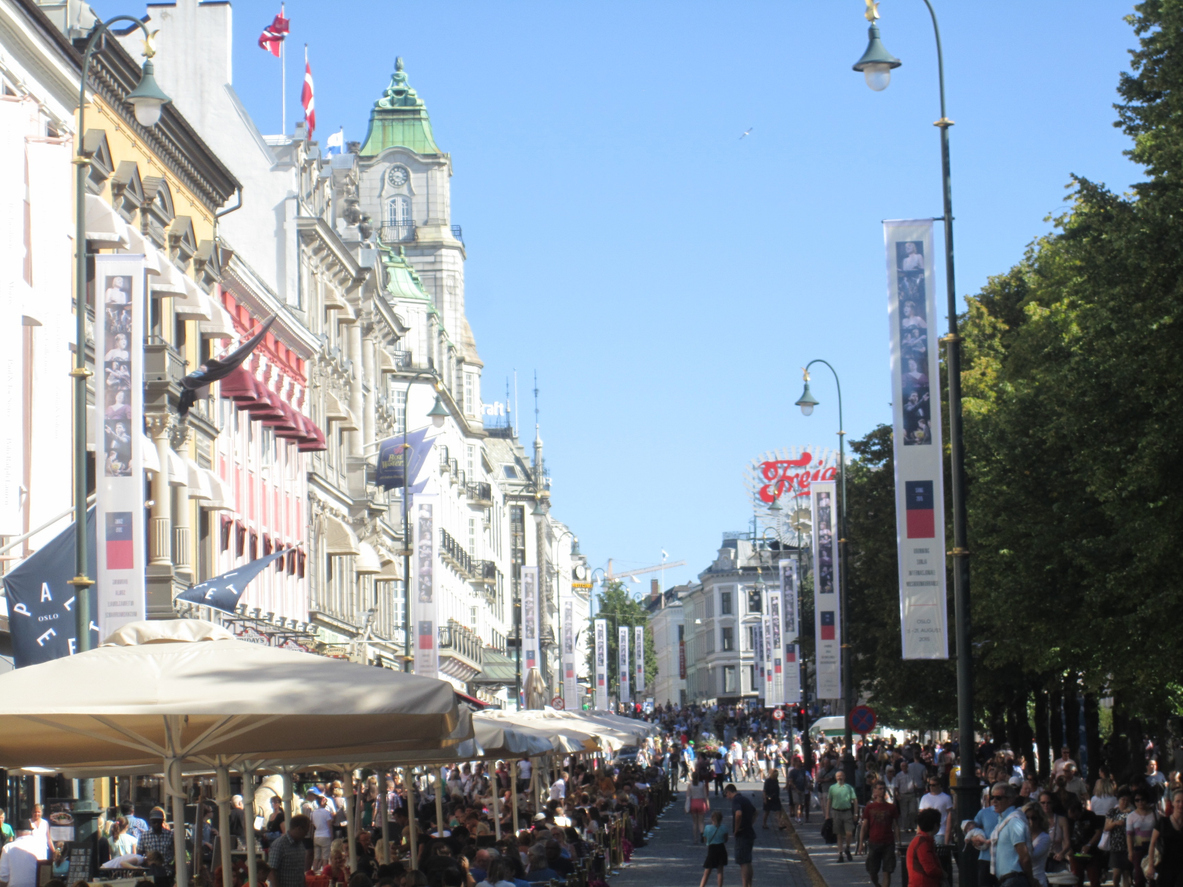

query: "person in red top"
(859, 782), (902, 887)
(908, 808), (945, 887)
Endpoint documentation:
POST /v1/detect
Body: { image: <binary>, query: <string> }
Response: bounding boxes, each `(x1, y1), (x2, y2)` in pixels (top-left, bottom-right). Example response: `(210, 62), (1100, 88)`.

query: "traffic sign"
(849, 704), (877, 735)
(551, 695), (565, 710)
(772, 709), (785, 721)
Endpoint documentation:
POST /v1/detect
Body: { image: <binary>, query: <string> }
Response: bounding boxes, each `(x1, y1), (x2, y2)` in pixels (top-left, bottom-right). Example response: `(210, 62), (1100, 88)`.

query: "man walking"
(987, 783), (1036, 887)
(268, 814), (311, 887)
(829, 769), (860, 862)
(0, 820), (48, 887)
(918, 778), (954, 846)
(859, 781), (901, 887)
(135, 807), (174, 864)
(893, 764), (919, 832)
(725, 784), (757, 887)
(310, 794), (334, 867)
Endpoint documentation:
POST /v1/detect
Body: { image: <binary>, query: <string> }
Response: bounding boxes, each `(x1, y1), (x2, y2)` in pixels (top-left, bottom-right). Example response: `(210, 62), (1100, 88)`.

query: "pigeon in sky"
(739, 127), (754, 140)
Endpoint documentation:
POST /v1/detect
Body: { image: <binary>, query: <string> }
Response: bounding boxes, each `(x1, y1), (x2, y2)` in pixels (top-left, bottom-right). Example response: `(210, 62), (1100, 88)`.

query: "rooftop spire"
(358, 58), (441, 157)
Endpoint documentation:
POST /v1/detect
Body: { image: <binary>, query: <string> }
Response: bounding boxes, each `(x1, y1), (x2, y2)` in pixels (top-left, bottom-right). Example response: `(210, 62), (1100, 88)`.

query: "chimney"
(650, 578), (659, 599)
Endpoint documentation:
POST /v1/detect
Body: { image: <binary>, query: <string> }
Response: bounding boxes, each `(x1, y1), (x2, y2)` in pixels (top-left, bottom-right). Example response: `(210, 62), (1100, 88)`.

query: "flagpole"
(280, 4), (286, 136)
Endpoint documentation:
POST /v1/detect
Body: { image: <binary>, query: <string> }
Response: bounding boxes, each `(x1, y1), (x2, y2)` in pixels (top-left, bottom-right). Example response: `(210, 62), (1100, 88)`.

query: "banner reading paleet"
(812, 480), (842, 700)
(884, 219), (950, 659)
(594, 619), (608, 711)
(94, 254), (146, 639)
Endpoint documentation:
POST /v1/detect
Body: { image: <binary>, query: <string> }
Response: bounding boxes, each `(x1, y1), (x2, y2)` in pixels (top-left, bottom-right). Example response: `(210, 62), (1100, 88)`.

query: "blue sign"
(376, 427), (434, 491)
(176, 549), (294, 613)
(849, 704), (877, 735)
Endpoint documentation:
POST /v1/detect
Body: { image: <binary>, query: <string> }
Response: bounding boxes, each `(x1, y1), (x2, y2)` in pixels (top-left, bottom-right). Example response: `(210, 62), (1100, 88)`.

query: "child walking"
(699, 810), (730, 887)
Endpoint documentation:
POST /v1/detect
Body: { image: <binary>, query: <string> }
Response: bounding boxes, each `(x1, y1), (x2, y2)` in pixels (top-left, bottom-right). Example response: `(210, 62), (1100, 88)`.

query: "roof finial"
(395, 56), (404, 73)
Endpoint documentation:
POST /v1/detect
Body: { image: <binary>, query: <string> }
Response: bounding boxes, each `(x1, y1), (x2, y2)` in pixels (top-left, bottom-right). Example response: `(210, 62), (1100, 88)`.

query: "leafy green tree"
(583, 580), (657, 700)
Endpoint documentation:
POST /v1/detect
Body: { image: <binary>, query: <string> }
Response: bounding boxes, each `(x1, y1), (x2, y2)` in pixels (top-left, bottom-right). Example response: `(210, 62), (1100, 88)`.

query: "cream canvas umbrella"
(0, 620), (462, 887)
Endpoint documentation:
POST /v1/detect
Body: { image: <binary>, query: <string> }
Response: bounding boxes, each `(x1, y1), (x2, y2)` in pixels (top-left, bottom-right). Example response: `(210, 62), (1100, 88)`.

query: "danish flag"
(257, 7), (288, 57)
(301, 47), (315, 137)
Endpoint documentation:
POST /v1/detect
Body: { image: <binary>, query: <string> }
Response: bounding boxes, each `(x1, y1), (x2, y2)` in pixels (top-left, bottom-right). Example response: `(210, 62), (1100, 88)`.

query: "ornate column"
(145, 411), (176, 618)
(172, 423), (192, 581)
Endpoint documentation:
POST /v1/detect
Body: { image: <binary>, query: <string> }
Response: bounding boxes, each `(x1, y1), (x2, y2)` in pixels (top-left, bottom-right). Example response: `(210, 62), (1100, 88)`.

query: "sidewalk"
(788, 813), (872, 887)
(610, 780), (815, 887)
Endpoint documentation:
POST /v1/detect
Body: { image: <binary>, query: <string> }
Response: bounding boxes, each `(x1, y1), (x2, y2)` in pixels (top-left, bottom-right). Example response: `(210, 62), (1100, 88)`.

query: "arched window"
(383, 195), (413, 242)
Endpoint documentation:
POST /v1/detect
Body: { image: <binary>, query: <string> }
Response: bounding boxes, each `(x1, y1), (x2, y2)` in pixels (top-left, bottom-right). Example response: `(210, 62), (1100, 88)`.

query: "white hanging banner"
(780, 560), (799, 644)
(767, 587), (784, 707)
(594, 618), (608, 711)
(634, 624), (645, 695)
(618, 625), (631, 705)
(762, 610), (773, 703)
(521, 565), (540, 675)
(562, 598), (578, 708)
(94, 254), (146, 638)
(885, 219), (950, 660)
(785, 643), (802, 704)
(811, 480), (842, 700)
(413, 494), (439, 678)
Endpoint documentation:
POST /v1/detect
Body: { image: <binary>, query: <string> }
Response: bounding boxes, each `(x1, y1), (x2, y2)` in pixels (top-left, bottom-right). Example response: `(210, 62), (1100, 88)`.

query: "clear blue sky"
(226, 0), (1142, 587)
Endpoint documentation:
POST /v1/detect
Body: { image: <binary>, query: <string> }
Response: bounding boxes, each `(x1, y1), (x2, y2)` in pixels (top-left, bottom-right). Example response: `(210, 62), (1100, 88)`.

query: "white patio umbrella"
(0, 620), (462, 887)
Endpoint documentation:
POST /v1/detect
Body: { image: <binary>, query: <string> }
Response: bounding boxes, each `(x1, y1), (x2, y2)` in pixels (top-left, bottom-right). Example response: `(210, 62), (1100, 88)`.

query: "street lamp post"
(795, 359), (853, 778)
(853, 2), (978, 846)
(70, 15), (171, 851)
(396, 372), (446, 672)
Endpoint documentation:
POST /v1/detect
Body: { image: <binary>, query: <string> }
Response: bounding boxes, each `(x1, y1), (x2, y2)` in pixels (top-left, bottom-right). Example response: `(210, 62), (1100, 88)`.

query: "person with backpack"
(788, 758), (811, 823)
(698, 810), (729, 887)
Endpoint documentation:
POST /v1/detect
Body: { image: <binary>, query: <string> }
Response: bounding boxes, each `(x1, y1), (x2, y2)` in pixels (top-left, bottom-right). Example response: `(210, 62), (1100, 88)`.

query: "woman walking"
(1147, 789), (1183, 887)
(762, 770), (786, 831)
(698, 810), (729, 887)
(687, 771), (711, 844)
(1105, 790), (1134, 887)
(1026, 801), (1052, 887)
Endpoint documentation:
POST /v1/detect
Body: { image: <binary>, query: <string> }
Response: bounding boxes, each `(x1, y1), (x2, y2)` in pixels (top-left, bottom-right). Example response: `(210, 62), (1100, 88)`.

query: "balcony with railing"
(466, 482), (492, 507)
(438, 618), (482, 680)
(472, 559), (498, 588)
(439, 527), (472, 577)
(380, 222), (415, 244)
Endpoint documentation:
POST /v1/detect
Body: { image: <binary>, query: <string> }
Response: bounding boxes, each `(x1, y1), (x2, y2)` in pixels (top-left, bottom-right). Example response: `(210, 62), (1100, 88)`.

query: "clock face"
(574, 565), (588, 581)
(387, 166), (409, 187)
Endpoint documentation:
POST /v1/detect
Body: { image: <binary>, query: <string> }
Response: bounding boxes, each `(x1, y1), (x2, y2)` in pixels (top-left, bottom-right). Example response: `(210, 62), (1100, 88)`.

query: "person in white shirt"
(892, 767), (920, 832)
(26, 808), (50, 856)
(517, 758), (533, 792)
(918, 779), (955, 844)
(1052, 747), (1077, 779)
(0, 820), (49, 887)
(549, 774), (566, 803)
(309, 796), (334, 868)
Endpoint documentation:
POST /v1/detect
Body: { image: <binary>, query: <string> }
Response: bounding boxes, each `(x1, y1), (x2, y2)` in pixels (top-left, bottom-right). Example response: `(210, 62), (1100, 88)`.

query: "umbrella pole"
(511, 763), (519, 836)
(242, 768), (260, 887)
(403, 767), (417, 871)
(166, 756), (189, 887)
(216, 764), (234, 887)
(433, 768), (445, 838)
(194, 778), (205, 879)
(343, 768), (357, 875)
(378, 777), (390, 865)
(281, 768), (295, 822)
(491, 784), (501, 841)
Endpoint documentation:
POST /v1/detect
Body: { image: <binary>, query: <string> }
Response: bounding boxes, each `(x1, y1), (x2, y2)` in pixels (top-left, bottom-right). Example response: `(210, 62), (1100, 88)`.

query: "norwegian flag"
(257, 7), (288, 58)
(301, 47), (315, 137)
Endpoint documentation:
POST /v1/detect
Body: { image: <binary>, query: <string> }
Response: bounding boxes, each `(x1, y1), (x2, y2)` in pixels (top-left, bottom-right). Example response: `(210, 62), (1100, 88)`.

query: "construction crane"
(605, 558), (687, 582)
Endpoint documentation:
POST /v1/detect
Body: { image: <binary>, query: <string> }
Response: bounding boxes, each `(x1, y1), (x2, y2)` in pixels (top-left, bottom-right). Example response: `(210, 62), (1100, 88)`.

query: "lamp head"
(126, 59), (171, 127)
(427, 393), (449, 428)
(852, 24), (901, 92)
(796, 379), (819, 417)
(768, 495), (782, 514)
(531, 498), (546, 517)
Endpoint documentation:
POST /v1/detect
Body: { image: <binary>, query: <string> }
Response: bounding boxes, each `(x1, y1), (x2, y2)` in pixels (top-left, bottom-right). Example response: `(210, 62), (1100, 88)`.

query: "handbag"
(685, 794), (691, 814)
(821, 818), (836, 844)
(1098, 829), (1111, 852)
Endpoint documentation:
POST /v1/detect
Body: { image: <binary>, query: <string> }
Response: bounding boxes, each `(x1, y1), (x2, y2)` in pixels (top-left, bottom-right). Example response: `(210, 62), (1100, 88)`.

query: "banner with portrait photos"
(780, 560), (799, 643)
(594, 619), (608, 710)
(522, 566), (540, 677)
(618, 625), (630, 704)
(762, 610), (774, 704)
(884, 220), (950, 660)
(562, 598), (578, 709)
(634, 625), (645, 695)
(766, 588), (785, 707)
(413, 495), (439, 678)
(785, 644), (802, 704)
(752, 620), (764, 701)
(94, 255), (146, 638)
(811, 480), (842, 699)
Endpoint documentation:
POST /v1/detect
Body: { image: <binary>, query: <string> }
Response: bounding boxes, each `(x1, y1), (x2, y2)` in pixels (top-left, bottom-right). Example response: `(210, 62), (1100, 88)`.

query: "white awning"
(322, 513), (359, 557)
(324, 392), (358, 430)
(378, 350), (397, 373)
(124, 227), (161, 277)
(198, 297), (235, 339)
(174, 277), (212, 320)
(149, 257), (186, 296)
(185, 459), (212, 500)
(141, 434), (160, 474)
(201, 473), (234, 512)
(354, 542), (381, 575)
(166, 447), (187, 486)
(374, 559), (404, 582)
(84, 194), (130, 248)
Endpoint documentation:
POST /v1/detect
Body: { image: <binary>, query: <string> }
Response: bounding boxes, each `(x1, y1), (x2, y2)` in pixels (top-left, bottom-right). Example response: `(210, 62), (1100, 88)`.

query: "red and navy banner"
(413, 494), (438, 677)
(522, 566), (540, 675)
(94, 254), (146, 638)
(594, 619), (608, 710)
(562, 599), (578, 708)
(811, 480), (842, 699)
(634, 624), (645, 695)
(884, 220), (949, 659)
(618, 625), (631, 705)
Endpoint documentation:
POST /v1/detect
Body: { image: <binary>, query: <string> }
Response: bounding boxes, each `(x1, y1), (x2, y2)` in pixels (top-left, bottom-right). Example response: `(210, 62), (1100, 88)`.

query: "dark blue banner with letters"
(175, 549), (294, 614)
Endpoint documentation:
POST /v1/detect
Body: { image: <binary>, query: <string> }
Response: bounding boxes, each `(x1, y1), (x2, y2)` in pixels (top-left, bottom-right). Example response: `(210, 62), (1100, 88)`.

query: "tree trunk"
(1050, 688), (1064, 767)
(1017, 688), (1037, 777)
(1035, 688), (1051, 781)
(1084, 692), (1102, 784)
(1064, 675), (1081, 766)
(990, 708), (1007, 749)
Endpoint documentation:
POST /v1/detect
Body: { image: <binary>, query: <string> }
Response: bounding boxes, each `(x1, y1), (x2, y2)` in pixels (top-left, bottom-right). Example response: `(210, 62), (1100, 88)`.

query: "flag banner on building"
(634, 624), (645, 695)
(176, 548), (294, 613)
(3, 509), (99, 666)
(811, 479), (842, 699)
(376, 426), (433, 490)
(413, 495), (438, 677)
(767, 587), (784, 707)
(258, 7), (289, 56)
(562, 599), (578, 708)
(785, 643), (802, 704)
(753, 622), (765, 701)
(301, 46), (315, 136)
(780, 560), (799, 644)
(325, 129), (344, 156)
(594, 618), (608, 710)
(179, 316), (275, 416)
(679, 639), (686, 679)
(618, 625), (631, 704)
(884, 219), (950, 660)
(522, 566), (540, 674)
(94, 254), (146, 638)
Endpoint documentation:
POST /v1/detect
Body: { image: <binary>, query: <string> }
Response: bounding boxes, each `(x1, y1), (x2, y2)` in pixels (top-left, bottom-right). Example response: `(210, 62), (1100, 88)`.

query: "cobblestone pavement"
(789, 808), (876, 887)
(610, 780), (815, 887)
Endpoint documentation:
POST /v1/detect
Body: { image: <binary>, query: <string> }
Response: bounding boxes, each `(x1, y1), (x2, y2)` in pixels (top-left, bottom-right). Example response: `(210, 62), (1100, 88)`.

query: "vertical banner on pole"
(634, 625), (645, 697)
(779, 560), (800, 704)
(767, 587), (784, 707)
(762, 611), (773, 704)
(618, 625), (631, 706)
(413, 495), (439, 678)
(785, 644), (802, 704)
(521, 566), (540, 674)
(594, 619), (608, 711)
(812, 480), (842, 699)
(885, 219), (950, 659)
(94, 255), (146, 639)
(753, 621), (764, 702)
(562, 599), (577, 708)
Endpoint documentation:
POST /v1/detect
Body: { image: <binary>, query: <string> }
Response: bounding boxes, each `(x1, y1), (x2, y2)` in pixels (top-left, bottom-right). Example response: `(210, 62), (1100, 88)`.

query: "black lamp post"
(853, 0), (978, 867)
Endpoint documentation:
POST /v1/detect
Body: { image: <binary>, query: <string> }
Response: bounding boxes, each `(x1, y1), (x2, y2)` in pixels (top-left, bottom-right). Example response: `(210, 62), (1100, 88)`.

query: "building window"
(747, 626), (756, 651)
(468, 517), (476, 558)
(395, 390), (406, 434)
(723, 666), (737, 694)
(705, 596), (714, 619)
(466, 444), (475, 479)
(677, 624), (684, 641)
(463, 373), (475, 416)
(747, 665), (756, 693)
(747, 586), (763, 614)
(384, 195), (413, 243)
(721, 626), (734, 651)
(720, 590), (732, 615)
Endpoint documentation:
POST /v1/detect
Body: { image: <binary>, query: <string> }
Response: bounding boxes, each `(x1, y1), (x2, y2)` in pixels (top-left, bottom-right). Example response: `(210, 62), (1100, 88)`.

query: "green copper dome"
(382, 246), (434, 304)
(359, 58), (441, 158)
